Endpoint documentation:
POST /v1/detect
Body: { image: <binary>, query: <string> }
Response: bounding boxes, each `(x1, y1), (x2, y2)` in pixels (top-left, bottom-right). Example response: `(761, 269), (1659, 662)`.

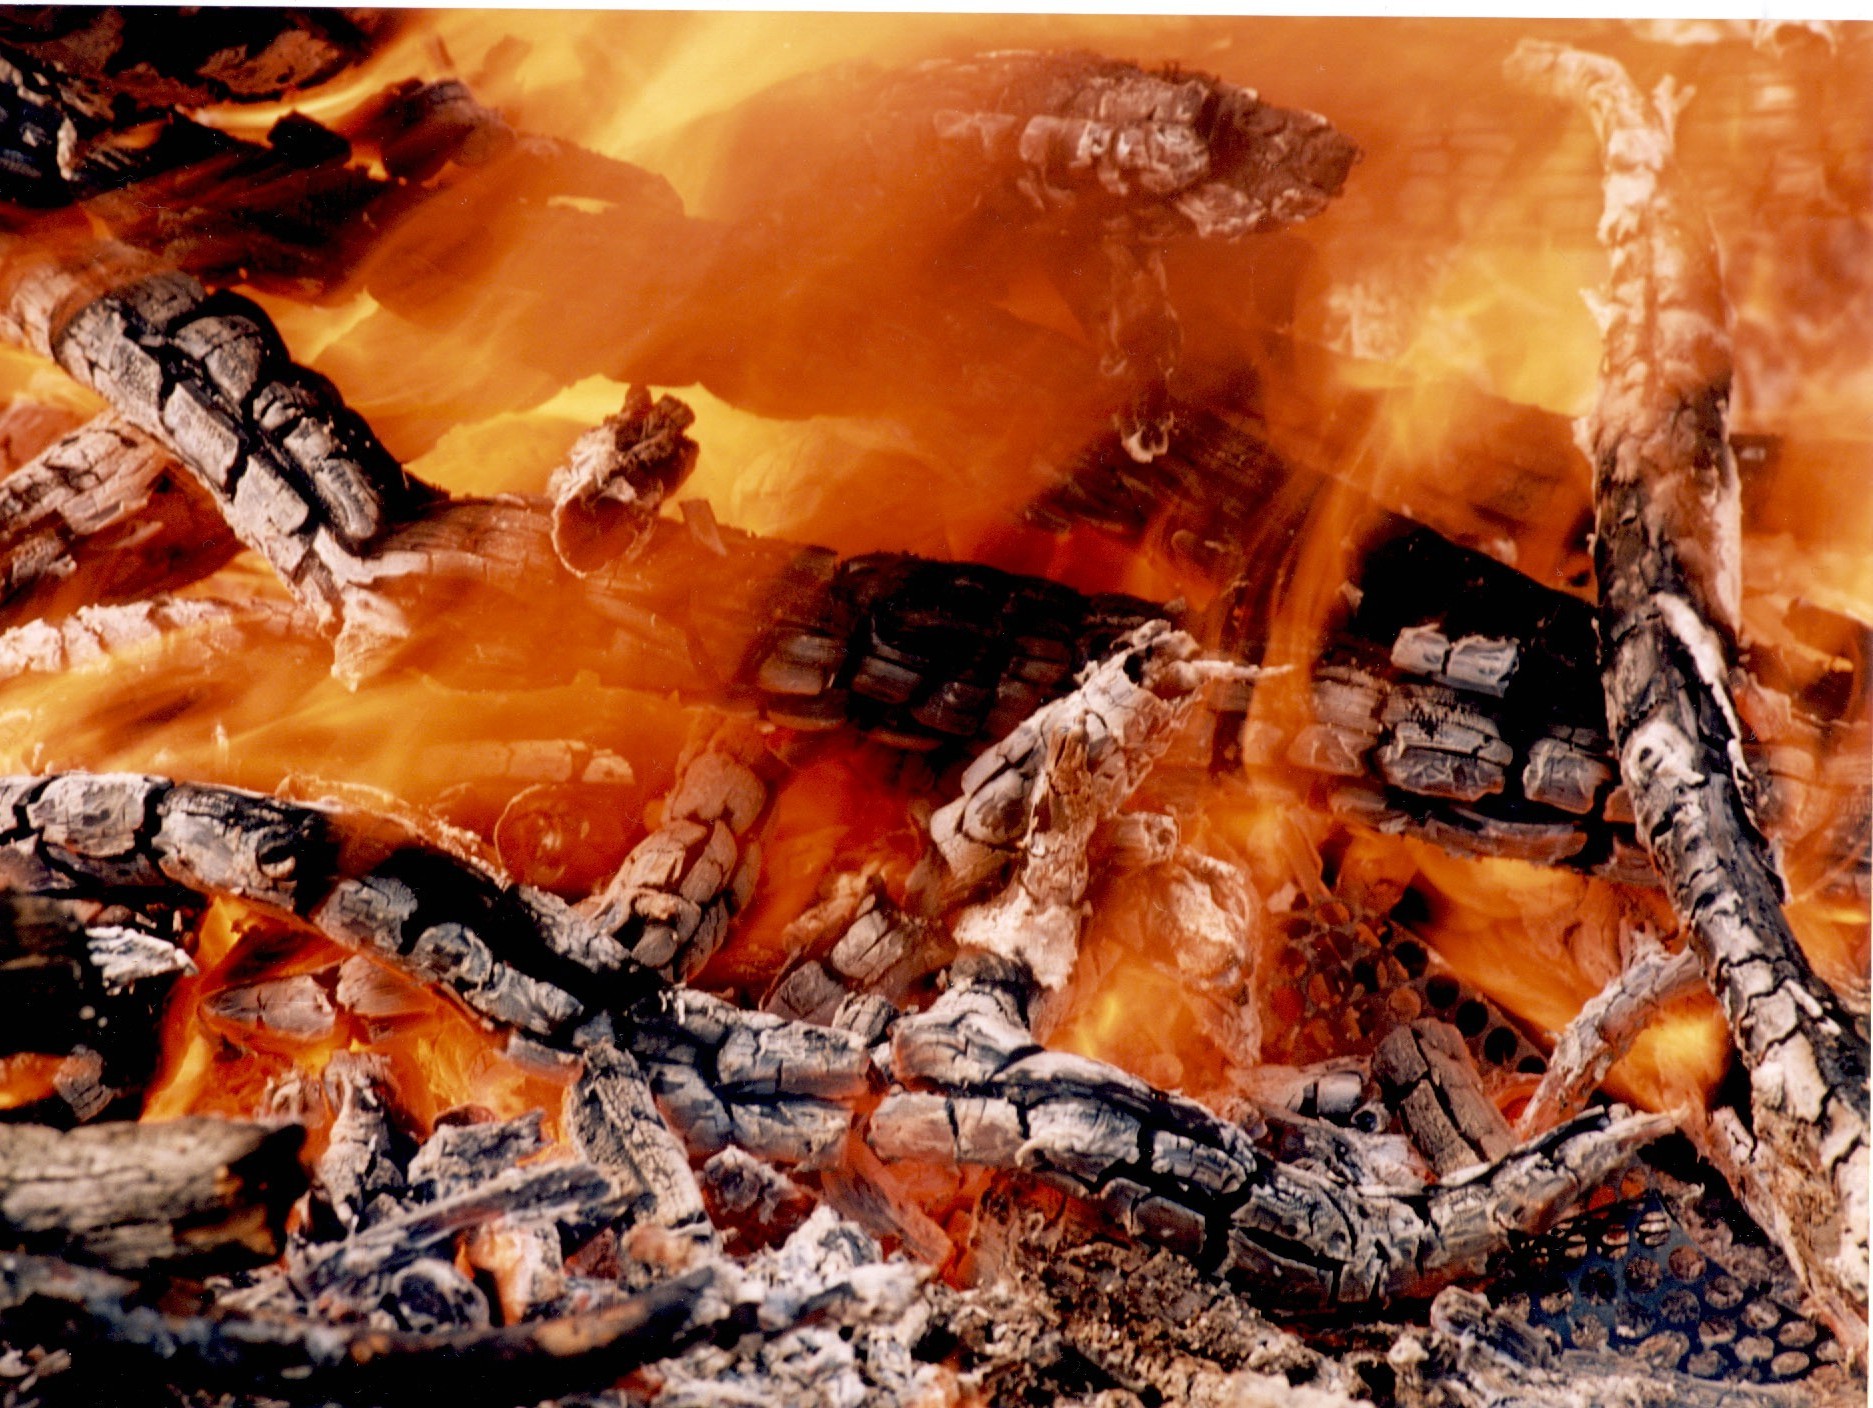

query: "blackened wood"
(873, 969), (1666, 1307)
(0, 894), (192, 1124)
(1511, 39), (1868, 1354)
(0, 1251), (739, 1405)
(0, 1117), (303, 1272)
(0, 9), (392, 107)
(1372, 1019), (1514, 1176)
(315, 1051), (404, 1235)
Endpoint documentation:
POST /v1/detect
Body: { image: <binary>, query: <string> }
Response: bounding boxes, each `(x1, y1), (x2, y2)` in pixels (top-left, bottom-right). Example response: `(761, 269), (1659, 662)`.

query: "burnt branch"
(872, 962), (1666, 1307)
(1510, 39), (1869, 1353)
(0, 771), (653, 1043)
(1516, 937), (1703, 1137)
(1372, 1019), (1514, 1177)
(0, 1118), (304, 1273)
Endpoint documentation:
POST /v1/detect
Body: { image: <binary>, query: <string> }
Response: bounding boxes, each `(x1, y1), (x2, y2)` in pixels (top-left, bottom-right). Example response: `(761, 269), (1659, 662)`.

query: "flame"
(0, 15), (1863, 1222)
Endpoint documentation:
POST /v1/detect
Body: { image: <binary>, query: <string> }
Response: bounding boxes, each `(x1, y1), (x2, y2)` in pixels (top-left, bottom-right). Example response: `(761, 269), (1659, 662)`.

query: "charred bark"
(871, 965), (1667, 1307)
(0, 1117), (303, 1273)
(1510, 39), (1869, 1353)
(0, 771), (654, 1043)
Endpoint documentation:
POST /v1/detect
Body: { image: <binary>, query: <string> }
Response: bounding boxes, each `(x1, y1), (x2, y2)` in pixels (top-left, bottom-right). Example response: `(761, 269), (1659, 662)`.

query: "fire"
(0, 15), (1865, 1335)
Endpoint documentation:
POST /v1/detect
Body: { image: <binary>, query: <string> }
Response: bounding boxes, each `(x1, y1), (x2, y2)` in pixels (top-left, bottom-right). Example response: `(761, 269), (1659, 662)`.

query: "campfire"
(0, 9), (1864, 1406)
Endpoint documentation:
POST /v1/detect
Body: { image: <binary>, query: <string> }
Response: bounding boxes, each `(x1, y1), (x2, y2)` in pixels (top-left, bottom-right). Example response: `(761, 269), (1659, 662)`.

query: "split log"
(0, 771), (652, 1043)
(1510, 39), (1868, 1353)
(872, 965), (1667, 1307)
(314, 1052), (405, 1235)
(1372, 1019), (1515, 1176)
(0, 1117), (303, 1273)
(0, 594), (303, 681)
(1516, 937), (1703, 1137)
(565, 1039), (714, 1242)
(763, 872), (951, 1040)
(917, 621), (1250, 993)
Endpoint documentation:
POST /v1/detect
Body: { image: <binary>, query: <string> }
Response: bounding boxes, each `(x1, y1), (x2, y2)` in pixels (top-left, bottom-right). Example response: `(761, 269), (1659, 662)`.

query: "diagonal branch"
(1509, 38), (1868, 1357)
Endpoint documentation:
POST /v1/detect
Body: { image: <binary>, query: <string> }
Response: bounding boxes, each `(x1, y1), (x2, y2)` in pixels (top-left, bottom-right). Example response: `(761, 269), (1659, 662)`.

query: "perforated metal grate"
(1496, 1190), (1841, 1383)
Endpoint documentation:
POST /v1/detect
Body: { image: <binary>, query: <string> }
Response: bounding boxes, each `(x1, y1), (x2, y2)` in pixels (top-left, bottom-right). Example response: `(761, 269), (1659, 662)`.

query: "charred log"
(0, 1117), (303, 1273)
(548, 386), (699, 575)
(1510, 39), (1869, 1352)
(0, 9), (393, 108)
(0, 771), (654, 1043)
(0, 893), (194, 1124)
(872, 960), (1666, 1307)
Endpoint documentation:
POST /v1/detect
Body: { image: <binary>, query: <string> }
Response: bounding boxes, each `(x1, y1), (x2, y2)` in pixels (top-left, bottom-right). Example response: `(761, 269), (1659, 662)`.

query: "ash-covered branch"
(1516, 937), (1703, 1137)
(872, 960), (1665, 1307)
(1510, 39), (1868, 1352)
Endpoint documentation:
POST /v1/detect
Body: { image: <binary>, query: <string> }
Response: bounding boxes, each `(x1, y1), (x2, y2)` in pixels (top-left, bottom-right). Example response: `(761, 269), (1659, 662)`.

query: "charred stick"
(564, 1039), (714, 1242)
(1516, 940), (1703, 1138)
(872, 968), (1667, 1307)
(0, 1117), (303, 1274)
(0, 771), (652, 1043)
(1511, 39), (1869, 1352)
(629, 987), (872, 1171)
(763, 872), (951, 1042)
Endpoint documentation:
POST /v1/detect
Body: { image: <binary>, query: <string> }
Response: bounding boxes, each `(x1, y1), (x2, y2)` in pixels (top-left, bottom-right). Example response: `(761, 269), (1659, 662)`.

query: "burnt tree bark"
(0, 1117), (303, 1273)
(1510, 39), (1869, 1356)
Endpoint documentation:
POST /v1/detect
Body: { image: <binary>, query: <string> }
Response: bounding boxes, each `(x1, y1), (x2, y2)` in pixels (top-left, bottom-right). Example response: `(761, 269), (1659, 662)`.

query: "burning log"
(0, 1117), (303, 1273)
(1509, 39), (1869, 1352)
(0, 412), (232, 620)
(0, 771), (648, 1042)
(873, 958), (1669, 1307)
